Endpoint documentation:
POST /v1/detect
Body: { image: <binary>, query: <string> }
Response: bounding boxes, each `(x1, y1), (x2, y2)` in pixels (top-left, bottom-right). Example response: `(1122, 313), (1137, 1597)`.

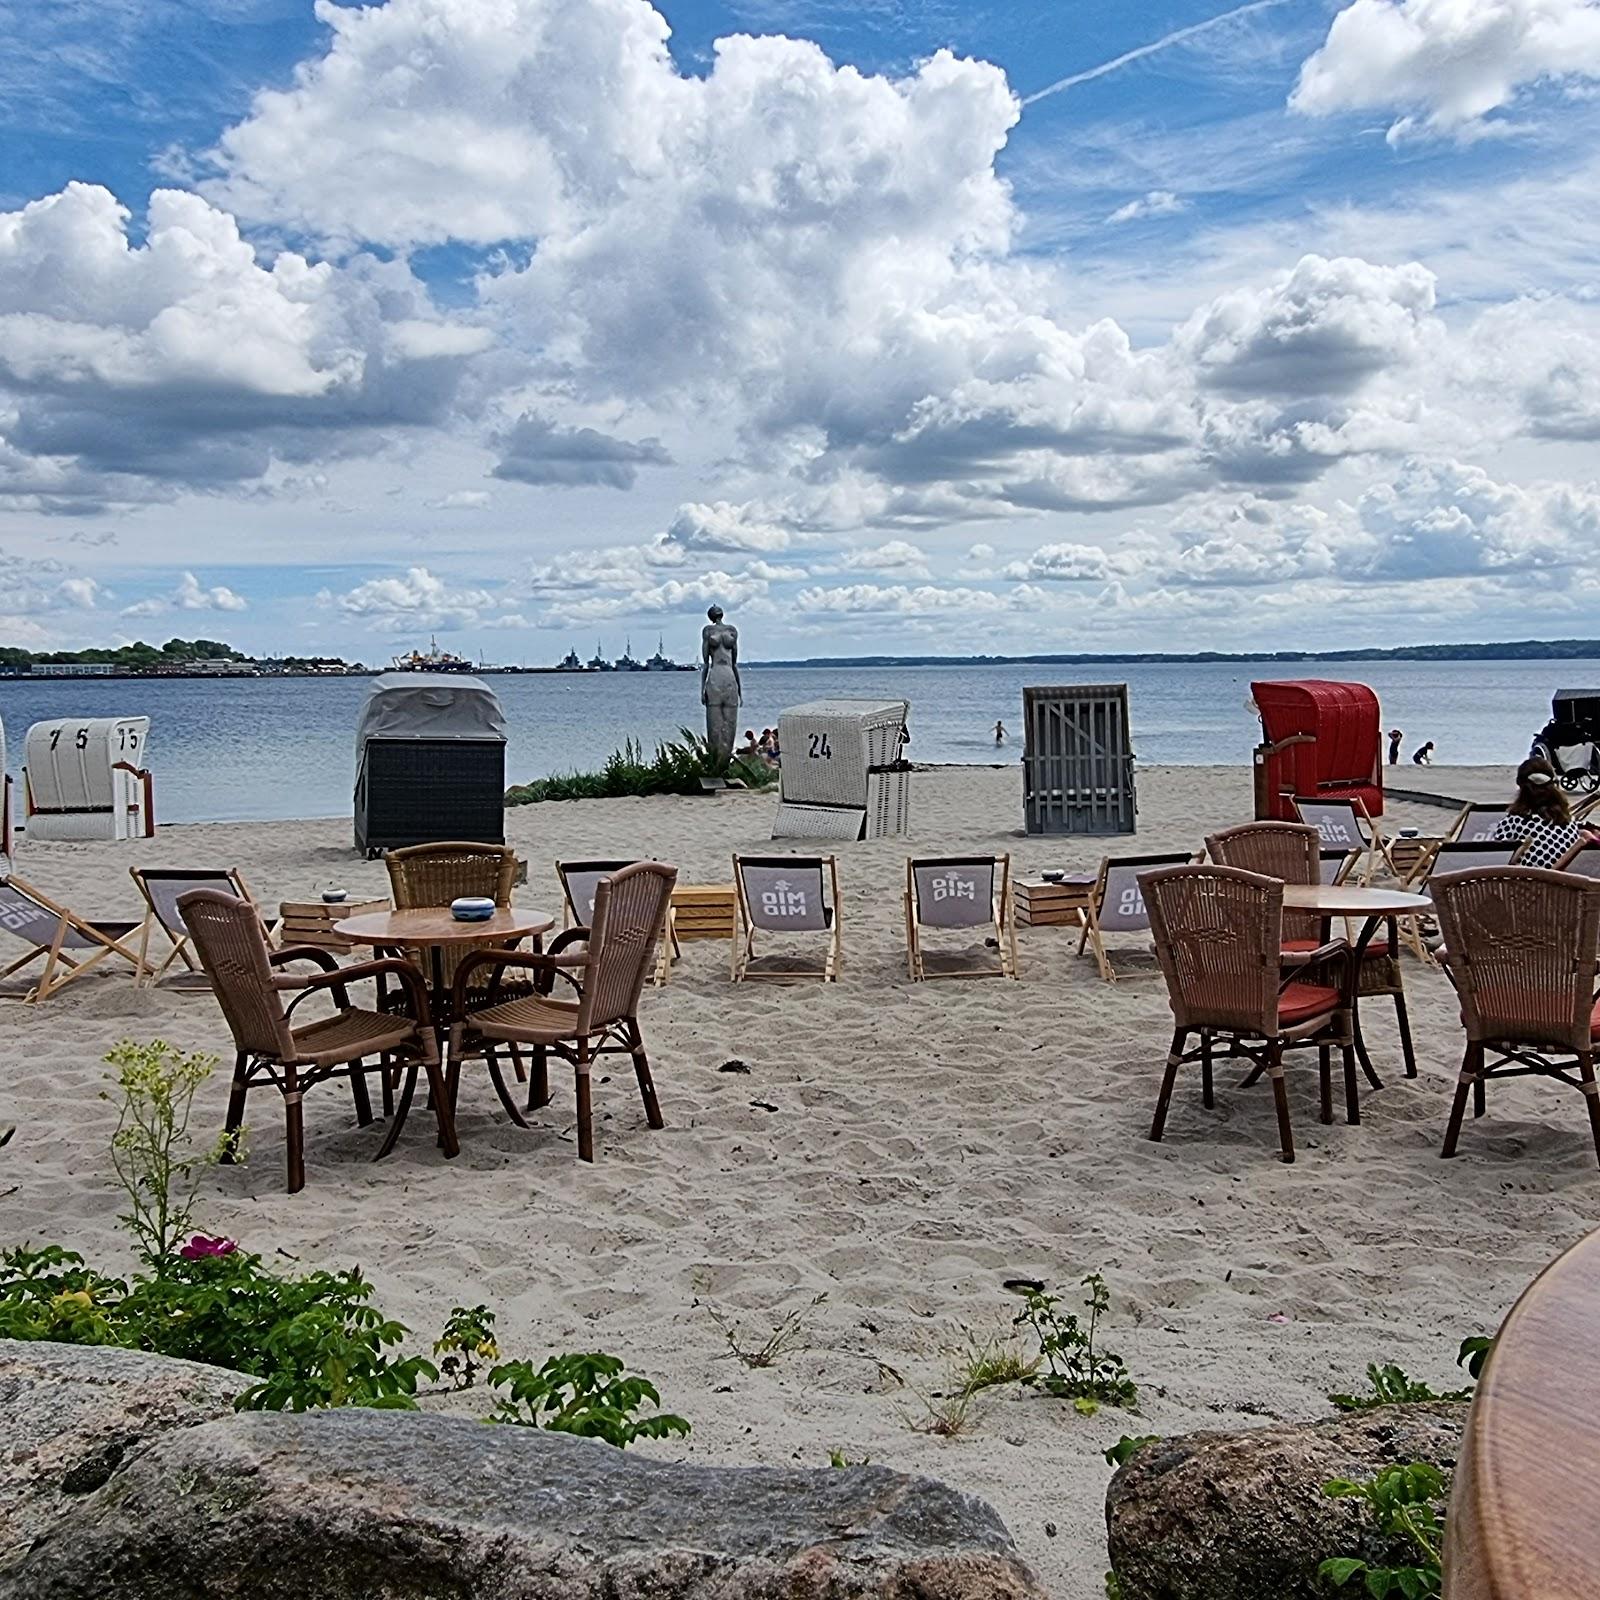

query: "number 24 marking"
(808, 733), (832, 759)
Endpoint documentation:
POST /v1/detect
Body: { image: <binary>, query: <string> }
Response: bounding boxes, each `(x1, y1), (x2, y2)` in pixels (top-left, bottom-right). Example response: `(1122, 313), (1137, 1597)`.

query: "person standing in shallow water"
(994, 719), (1006, 746)
(700, 605), (742, 768)
(1388, 728), (1403, 765)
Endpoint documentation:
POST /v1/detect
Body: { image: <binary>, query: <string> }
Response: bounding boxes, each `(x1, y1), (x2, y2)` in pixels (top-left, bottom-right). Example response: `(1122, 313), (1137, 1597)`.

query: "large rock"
(0, 1340), (240, 1572)
(1105, 1402), (1466, 1600)
(1, 1343), (1040, 1600)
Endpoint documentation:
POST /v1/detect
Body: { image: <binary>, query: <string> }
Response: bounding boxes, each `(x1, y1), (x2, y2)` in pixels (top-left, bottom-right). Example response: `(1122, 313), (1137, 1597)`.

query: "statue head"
(706, 605), (724, 623)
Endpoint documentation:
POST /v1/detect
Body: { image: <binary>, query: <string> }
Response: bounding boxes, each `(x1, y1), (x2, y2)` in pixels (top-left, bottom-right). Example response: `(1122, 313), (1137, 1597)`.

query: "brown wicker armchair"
(445, 861), (677, 1161)
(180, 889), (456, 1193)
(1142, 863), (1356, 1163)
(1207, 819), (1415, 1080)
(1431, 866), (1600, 1167)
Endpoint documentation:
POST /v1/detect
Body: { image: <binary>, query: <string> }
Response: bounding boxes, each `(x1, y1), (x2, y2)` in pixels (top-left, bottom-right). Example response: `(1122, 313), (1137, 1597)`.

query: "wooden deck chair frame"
(0, 873), (142, 1002)
(129, 866), (268, 988)
(1077, 852), (1197, 983)
(732, 854), (842, 983)
(1403, 838), (1525, 963)
(903, 854), (1017, 981)
(1293, 795), (1399, 884)
(557, 859), (679, 986)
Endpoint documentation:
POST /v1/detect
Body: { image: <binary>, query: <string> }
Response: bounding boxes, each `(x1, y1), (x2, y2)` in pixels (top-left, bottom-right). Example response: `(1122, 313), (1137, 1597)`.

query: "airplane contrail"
(1021, 0), (1289, 106)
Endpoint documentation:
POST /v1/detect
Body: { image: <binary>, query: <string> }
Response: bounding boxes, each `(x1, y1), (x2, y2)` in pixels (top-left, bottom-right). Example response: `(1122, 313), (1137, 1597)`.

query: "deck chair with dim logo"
(0, 874), (142, 1002)
(129, 866), (269, 990)
(732, 855), (841, 983)
(904, 855), (1017, 981)
(557, 860), (679, 986)
(1293, 796), (1398, 884)
(1076, 852), (1197, 983)
(1447, 803), (1511, 844)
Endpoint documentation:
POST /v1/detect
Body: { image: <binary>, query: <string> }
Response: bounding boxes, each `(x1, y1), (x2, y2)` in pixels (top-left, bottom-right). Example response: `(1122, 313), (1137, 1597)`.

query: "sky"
(3, 0), (1600, 664)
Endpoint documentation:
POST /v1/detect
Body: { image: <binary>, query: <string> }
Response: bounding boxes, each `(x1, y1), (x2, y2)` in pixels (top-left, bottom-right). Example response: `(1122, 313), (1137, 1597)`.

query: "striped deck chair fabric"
(904, 854), (1016, 980)
(1077, 852), (1196, 983)
(732, 855), (841, 982)
(0, 875), (141, 1002)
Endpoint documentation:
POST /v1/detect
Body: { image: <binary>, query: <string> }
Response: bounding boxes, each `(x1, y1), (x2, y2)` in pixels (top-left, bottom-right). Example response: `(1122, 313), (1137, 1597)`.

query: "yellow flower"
(476, 1339), (500, 1361)
(52, 1290), (94, 1311)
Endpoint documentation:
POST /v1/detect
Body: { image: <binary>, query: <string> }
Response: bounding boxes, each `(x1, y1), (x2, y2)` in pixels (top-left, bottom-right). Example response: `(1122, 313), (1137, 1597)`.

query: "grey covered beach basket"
(1022, 684), (1136, 835)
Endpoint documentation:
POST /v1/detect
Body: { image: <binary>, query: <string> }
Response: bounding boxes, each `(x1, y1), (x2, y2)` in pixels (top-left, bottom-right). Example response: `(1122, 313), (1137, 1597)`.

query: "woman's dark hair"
(1510, 755), (1571, 825)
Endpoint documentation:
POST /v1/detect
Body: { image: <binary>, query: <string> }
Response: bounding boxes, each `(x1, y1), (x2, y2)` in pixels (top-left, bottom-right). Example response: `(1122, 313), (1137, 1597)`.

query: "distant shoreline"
(6, 638), (1600, 682)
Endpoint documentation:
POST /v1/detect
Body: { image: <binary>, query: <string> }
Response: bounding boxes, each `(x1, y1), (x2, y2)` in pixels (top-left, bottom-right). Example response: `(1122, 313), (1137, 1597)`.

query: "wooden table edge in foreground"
(333, 906), (555, 946)
(1444, 1225), (1600, 1597)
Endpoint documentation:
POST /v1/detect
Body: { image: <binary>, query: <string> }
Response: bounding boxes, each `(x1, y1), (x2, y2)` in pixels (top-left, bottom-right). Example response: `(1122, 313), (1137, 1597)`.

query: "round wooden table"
(1445, 1226), (1600, 1597)
(335, 906), (554, 1029)
(1283, 884), (1432, 1087)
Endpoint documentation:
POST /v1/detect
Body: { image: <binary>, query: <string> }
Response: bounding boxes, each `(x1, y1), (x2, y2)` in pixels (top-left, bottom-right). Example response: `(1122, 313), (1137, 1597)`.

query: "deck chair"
(1405, 839), (1523, 961)
(1076, 852), (1197, 983)
(129, 866), (268, 989)
(557, 859), (679, 985)
(1293, 796), (1397, 884)
(1448, 803), (1511, 843)
(1554, 839), (1600, 879)
(1320, 848), (1360, 885)
(0, 874), (142, 1002)
(732, 855), (841, 982)
(904, 855), (1017, 980)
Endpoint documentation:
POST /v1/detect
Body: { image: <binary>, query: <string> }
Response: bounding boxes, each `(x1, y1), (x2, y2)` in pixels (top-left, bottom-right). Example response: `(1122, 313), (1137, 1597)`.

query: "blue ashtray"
(451, 897), (496, 922)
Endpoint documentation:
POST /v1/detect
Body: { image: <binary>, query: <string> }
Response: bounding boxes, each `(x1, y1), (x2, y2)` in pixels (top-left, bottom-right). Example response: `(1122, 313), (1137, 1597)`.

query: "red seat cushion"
(1279, 981), (1342, 1024)
(1282, 937), (1389, 958)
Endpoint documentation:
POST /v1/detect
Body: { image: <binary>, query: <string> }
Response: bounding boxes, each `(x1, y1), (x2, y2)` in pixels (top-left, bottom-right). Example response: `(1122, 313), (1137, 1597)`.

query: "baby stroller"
(1530, 690), (1600, 792)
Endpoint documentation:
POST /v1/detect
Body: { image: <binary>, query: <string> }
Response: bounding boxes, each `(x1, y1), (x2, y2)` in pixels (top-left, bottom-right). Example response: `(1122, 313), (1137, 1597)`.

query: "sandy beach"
(2, 761), (1589, 1599)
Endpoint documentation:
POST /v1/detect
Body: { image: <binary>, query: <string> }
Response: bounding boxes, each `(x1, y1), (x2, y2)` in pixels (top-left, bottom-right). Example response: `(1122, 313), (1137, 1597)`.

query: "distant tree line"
(0, 638), (249, 669)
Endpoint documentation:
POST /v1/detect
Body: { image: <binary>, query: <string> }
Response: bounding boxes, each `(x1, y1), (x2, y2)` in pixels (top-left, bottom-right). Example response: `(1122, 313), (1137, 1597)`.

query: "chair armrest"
(278, 956), (433, 1028)
(452, 946), (588, 1010)
(1279, 939), (1349, 987)
(269, 944), (341, 973)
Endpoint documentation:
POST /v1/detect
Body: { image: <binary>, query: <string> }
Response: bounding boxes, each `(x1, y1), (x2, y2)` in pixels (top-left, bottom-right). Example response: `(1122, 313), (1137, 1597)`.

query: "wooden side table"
(1016, 876), (1097, 928)
(278, 897), (389, 953)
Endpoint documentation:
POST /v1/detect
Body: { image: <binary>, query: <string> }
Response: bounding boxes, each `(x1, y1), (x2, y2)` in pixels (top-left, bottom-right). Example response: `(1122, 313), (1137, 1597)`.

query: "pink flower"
(180, 1234), (237, 1261)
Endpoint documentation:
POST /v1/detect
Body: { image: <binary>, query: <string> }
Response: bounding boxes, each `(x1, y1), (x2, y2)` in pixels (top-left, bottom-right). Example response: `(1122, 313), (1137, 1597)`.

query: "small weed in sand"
(958, 1331), (1039, 1393)
(433, 1304), (499, 1390)
(1014, 1272), (1138, 1415)
(1329, 1337), (1491, 1412)
(905, 1371), (979, 1438)
(828, 1449), (871, 1467)
(702, 1290), (827, 1368)
(1104, 1434), (1161, 1468)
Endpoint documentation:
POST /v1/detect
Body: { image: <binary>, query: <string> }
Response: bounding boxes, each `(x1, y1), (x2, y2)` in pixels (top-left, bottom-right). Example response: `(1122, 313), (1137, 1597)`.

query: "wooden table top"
(334, 906), (554, 946)
(1283, 883), (1431, 917)
(1445, 1226), (1600, 1598)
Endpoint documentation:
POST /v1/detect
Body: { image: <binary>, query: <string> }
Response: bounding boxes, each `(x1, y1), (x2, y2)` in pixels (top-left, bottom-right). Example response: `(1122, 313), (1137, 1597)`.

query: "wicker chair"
(1207, 820), (1415, 1080)
(1431, 866), (1600, 1167)
(1142, 863), (1356, 1163)
(180, 889), (455, 1193)
(445, 861), (677, 1161)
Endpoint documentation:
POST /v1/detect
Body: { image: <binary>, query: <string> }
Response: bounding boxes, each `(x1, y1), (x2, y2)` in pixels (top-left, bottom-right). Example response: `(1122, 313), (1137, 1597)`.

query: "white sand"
(3, 762), (1589, 1599)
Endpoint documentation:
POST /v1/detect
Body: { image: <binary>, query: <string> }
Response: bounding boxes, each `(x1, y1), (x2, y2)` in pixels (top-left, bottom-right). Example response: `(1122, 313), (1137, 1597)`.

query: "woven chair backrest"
(1142, 863), (1282, 1033)
(387, 842), (515, 908)
(1432, 867), (1600, 1052)
(1207, 822), (1321, 940)
(578, 862), (677, 1032)
(910, 858), (997, 930)
(179, 889), (294, 1059)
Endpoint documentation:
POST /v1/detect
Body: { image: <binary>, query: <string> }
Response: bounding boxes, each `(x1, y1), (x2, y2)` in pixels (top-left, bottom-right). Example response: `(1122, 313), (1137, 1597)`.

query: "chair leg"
(1149, 1029), (1185, 1142)
(1343, 1037), (1361, 1126)
(283, 1078), (305, 1194)
(423, 1053), (459, 1159)
(630, 1023), (663, 1130)
(574, 1040), (594, 1161)
(349, 1057), (373, 1126)
(376, 1065), (420, 1159)
(1579, 1052), (1600, 1169)
(1473, 1073), (1487, 1119)
(1393, 989), (1417, 1079)
(1442, 1044), (1479, 1158)
(381, 1063), (395, 1119)
(1200, 1032), (1214, 1109)
(222, 1052), (249, 1160)
(1267, 1042), (1294, 1163)
(1318, 1044), (1333, 1125)
(485, 1044), (530, 1129)
(508, 1044), (527, 1085)
(526, 1045), (551, 1110)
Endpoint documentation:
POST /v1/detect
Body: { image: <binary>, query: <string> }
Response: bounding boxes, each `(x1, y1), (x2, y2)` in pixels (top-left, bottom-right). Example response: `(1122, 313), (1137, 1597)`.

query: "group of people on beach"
(736, 728), (780, 766)
(1387, 729), (1435, 766)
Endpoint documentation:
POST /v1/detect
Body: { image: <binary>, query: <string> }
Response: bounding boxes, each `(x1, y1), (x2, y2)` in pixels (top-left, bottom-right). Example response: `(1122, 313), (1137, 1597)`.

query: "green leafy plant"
(1319, 1462), (1447, 1598)
(0, 1245), (125, 1345)
(506, 729), (778, 804)
(102, 1039), (241, 1268)
(1330, 1337), (1493, 1412)
(434, 1304), (500, 1390)
(1104, 1434), (1161, 1468)
(828, 1448), (870, 1467)
(486, 1352), (690, 1447)
(1014, 1273), (1138, 1414)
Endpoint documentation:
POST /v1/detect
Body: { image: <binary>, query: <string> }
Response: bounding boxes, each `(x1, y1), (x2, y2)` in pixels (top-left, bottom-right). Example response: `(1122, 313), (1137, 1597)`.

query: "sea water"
(0, 658), (1579, 824)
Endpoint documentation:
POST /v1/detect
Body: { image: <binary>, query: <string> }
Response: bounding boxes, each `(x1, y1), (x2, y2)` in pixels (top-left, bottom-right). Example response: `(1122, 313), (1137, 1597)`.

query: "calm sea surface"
(0, 660), (1578, 824)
